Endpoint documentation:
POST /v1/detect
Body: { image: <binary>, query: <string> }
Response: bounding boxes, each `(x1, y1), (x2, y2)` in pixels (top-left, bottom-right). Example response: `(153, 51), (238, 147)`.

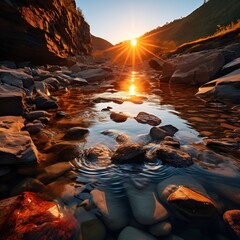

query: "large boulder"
(196, 69), (240, 104)
(0, 192), (78, 239)
(0, 131), (38, 165)
(0, 0), (92, 64)
(170, 51), (225, 85)
(0, 84), (25, 116)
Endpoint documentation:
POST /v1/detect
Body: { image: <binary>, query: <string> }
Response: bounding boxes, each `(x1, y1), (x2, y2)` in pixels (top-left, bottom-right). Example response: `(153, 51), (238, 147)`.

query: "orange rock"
(0, 192), (78, 240)
(223, 209), (240, 239)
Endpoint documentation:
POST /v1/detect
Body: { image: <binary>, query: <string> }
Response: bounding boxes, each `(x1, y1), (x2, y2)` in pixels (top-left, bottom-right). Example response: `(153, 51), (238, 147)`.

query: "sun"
(131, 38), (137, 47)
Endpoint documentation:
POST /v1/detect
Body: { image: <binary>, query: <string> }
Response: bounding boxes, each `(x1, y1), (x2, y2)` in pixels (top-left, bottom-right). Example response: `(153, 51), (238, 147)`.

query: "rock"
(196, 69), (240, 103)
(55, 111), (67, 118)
(149, 57), (164, 70)
(63, 127), (89, 140)
(72, 68), (113, 82)
(70, 63), (83, 73)
(149, 127), (170, 140)
(125, 183), (168, 225)
(205, 138), (239, 152)
(160, 125), (179, 136)
(31, 129), (52, 151)
(167, 186), (217, 219)
(0, 84), (24, 116)
(72, 77), (89, 85)
(149, 221), (172, 237)
(37, 162), (72, 184)
(91, 188), (129, 230)
(25, 122), (45, 134)
(0, 192), (78, 239)
(0, 116), (24, 132)
(170, 52), (225, 85)
(26, 110), (51, 121)
(111, 143), (146, 164)
(0, 68), (33, 88)
(42, 77), (60, 91)
(84, 145), (112, 167)
(34, 81), (49, 95)
(10, 178), (45, 196)
(118, 226), (157, 240)
(156, 145), (193, 167)
(0, 60), (17, 69)
(134, 112), (161, 126)
(33, 91), (59, 110)
(221, 57), (240, 75)
(110, 112), (128, 123)
(0, 0), (91, 64)
(101, 129), (129, 143)
(223, 210), (240, 239)
(0, 131), (38, 165)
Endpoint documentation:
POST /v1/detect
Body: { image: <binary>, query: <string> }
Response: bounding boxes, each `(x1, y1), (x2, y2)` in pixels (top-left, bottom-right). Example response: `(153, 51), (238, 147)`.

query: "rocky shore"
(0, 38), (240, 239)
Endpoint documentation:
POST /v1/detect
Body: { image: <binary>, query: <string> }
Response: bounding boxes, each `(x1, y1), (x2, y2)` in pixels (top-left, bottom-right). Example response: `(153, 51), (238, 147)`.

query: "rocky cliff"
(0, 0), (92, 64)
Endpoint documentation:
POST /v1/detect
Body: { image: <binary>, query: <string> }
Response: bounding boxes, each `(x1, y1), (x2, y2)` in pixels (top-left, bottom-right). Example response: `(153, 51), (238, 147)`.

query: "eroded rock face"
(0, 192), (78, 239)
(0, 0), (92, 64)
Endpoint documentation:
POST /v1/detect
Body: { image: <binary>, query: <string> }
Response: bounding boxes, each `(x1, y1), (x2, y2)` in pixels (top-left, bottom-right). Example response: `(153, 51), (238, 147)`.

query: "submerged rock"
(0, 131), (38, 165)
(118, 226), (157, 240)
(63, 127), (89, 140)
(101, 129), (129, 143)
(111, 143), (146, 164)
(156, 145), (193, 167)
(223, 210), (240, 239)
(125, 182), (168, 225)
(134, 112), (161, 126)
(167, 186), (217, 219)
(0, 192), (78, 239)
(205, 138), (239, 152)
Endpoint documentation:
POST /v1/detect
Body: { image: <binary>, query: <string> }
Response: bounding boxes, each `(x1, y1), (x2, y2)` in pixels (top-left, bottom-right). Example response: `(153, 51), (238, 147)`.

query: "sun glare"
(129, 84), (136, 95)
(131, 38), (137, 47)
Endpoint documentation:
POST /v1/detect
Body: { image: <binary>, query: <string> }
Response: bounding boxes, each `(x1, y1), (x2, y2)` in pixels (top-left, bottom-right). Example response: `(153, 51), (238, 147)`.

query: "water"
(50, 70), (240, 239)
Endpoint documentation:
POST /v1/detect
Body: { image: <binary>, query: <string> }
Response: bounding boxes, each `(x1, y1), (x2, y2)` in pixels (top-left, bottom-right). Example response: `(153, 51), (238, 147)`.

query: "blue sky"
(76, 0), (203, 44)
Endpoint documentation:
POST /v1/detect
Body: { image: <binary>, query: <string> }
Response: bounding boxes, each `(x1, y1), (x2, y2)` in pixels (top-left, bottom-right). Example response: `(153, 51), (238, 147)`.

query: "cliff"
(0, 0), (92, 64)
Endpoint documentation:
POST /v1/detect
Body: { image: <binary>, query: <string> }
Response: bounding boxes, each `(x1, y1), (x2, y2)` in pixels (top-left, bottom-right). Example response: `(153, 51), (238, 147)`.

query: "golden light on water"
(131, 38), (137, 47)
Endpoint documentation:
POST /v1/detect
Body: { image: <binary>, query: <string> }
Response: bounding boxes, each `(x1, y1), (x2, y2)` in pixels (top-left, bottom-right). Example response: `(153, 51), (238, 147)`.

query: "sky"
(76, 0), (203, 45)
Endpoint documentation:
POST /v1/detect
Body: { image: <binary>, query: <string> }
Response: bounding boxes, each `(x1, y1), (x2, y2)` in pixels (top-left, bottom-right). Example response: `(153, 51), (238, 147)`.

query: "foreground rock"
(150, 125), (178, 140)
(134, 112), (161, 126)
(111, 143), (146, 164)
(223, 210), (240, 239)
(91, 188), (128, 230)
(0, 131), (38, 165)
(0, 116), (24, 132)
(63, 127), (89, 140)
(0, 192), (78, 239)
(118, 226), (157, 240)
(156, 145), (193, 167)
(125, 183), (168, 225)
(0, 84), (24, 116)
(167, 186), (217, 219)
(196, 69), (240, 103)
(110, 112), (128, 123)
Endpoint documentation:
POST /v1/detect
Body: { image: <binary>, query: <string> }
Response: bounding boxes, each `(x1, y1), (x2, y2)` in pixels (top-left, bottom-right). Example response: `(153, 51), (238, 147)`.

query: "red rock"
(0, 192), (78, 240)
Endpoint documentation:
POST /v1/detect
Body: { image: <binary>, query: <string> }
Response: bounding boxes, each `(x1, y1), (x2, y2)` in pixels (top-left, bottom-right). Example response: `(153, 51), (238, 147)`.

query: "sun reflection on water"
(129, 84), (136, 95)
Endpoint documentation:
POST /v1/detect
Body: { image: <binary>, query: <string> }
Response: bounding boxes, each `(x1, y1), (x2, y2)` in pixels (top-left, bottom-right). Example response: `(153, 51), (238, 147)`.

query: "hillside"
(91, 35), (113, 51)
(140, 0), (240, 50)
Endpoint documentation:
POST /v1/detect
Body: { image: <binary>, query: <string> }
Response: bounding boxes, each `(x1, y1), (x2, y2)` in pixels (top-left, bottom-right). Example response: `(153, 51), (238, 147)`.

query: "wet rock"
(33, 91), (59, 110)
(31, 129), (52, 151)
(47, 142), (81, 162)
(118, 226), (157, 240)
(91, 188), (129, 230)
(125, 183), (168, 225)
(134, 112), (161, 126)
(167, 186), (217, 219)
(55, 111), (67, 118)
(101, 129), (129, 143)
(205, 138), (239, 152)
(221, 57), (240, 75)
(149, 221), (172, 237)
(0, 192), (78, 239)
(160, 125), (179, 136)
(0, 131), (38, 165)
(25, 122), (45, 134)
(223, 210), (240, 239)
(110, 112), (128, 123)
(150, 127), (170, 140)
(26, 110), (51, 121)
(149, 57), (164, 70)
(34, 81), (49, 95)
(70, 63), (83, 73)
(111, 143), (146, 164)
(63, 127), (89, 140)
(42, 77), (60, 91)
(84, 145), (112, 167)
(161, 138), (180, 148)
(37, 162), (72, 184)
(10, 178), (45, 196)
(72, 77), (88, 85)
(156, 145), (193, 167)
(0, 116), (24, 132)
(196, 69), (240, 104)
(0, 84), (24, 116)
